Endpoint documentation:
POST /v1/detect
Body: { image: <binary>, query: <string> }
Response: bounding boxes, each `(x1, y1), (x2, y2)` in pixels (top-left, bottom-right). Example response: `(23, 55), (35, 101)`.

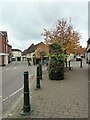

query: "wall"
(12, 51), (21, 57)
(12, 51), (22, 61)
(0, 34), (2, 53)
(0, 32), (10, 66)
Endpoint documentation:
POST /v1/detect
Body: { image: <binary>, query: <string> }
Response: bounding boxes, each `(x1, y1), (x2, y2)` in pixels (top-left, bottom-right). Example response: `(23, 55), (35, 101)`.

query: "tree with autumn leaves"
(42, 19), (81, 55)
(35, 19), (85, 59)
(34, 42), (49, 59)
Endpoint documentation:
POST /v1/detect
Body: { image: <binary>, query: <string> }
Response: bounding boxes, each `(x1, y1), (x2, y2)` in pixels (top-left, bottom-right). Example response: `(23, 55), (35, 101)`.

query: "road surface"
(2, 61), (35, 117)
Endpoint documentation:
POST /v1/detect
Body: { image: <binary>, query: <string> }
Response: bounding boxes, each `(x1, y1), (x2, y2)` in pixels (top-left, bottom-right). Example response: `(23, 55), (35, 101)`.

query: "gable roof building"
(22, 42), (44, 55)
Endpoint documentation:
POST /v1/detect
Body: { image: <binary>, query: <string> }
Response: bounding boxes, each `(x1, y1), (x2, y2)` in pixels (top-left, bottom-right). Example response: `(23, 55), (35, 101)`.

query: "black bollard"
(36, 65), (41, 88)
(69, 61), (71, 70)
(80, 60), (82, 68)
(39, 64), (42, 80)
(66, 61), (67, 69)
(21, 71), (31, 115)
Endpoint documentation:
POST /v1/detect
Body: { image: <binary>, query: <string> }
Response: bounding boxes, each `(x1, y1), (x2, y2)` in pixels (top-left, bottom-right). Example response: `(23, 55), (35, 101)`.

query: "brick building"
(8, 44), (12, 63)
(0, 31), (12, 66)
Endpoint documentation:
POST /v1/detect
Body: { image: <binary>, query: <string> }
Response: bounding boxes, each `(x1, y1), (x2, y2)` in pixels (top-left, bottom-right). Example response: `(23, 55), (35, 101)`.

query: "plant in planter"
(49, 42), (66, 80)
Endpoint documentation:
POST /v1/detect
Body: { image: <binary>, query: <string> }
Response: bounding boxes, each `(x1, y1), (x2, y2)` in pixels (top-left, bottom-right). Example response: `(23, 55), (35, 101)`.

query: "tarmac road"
(2, 61), (35, 117)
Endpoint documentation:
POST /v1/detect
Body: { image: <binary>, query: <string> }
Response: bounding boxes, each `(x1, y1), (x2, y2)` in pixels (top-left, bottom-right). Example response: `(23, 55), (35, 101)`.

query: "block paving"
(7, 60), (88, 118)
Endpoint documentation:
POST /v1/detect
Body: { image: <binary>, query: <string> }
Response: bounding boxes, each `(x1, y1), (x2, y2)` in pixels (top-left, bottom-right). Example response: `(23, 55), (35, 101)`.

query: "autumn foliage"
(42, 19), (82, 54)
(76, 46), (86, 55)
(35, 19), (85, 59)
(34, 42), (49, 59)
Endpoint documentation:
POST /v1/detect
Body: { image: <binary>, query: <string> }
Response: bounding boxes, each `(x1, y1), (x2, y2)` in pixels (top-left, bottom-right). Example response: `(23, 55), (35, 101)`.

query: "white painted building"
(12, 49), (22, 61)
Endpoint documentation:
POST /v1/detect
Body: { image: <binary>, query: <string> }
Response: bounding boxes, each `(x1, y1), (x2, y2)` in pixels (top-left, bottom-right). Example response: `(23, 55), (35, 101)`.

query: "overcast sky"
(0, 1), (88, 51)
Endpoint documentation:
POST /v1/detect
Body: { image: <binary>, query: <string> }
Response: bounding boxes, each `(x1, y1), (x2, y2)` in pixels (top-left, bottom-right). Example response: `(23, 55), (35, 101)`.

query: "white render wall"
(12, 51), (22, 57)
(0, 53), (9, 65)
(0, 56), (1, 65)
(4, 55), (8, 65)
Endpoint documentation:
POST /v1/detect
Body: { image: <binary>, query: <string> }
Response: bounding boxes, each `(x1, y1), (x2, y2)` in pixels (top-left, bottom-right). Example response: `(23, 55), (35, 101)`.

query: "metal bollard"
(80, 60), (82, 68)
(21, 71), (31, 115)
(69, 61), (71, 70)
(66, 61), (67, 69)
(39, 64), (42, 80)
(36, 65), (41, 88)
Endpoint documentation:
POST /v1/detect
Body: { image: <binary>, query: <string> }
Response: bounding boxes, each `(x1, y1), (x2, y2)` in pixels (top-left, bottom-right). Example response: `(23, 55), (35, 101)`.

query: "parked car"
(76, 56), (82, 61)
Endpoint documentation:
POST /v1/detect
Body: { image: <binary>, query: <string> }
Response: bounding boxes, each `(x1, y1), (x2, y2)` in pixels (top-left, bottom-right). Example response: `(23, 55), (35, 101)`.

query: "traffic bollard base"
(20, 111), (31, 116)
(69, 67), (71, 70)
(20, 107), (34, 116)
(23, 105), (31, 112)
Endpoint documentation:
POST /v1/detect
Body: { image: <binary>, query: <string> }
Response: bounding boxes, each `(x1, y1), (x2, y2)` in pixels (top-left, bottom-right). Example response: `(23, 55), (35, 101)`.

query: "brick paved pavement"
(7, 60), (88, 118)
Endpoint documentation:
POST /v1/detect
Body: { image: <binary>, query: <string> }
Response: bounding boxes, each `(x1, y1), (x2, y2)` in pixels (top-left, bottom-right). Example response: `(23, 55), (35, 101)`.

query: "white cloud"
(0, 0), (89, 2)
(80, 30), (88, 47)
(0, 2), (88, 50)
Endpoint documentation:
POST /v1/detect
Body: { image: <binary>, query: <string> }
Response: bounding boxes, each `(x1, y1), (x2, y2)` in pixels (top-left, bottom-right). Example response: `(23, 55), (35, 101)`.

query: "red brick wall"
(0, 34), (3, 52)
(3, 36), (6, 53)
(0, 32), (12, 65)
(8, 45), (12, 63)
(1, 35), (5, 53)
(0, 32), (9, 53)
